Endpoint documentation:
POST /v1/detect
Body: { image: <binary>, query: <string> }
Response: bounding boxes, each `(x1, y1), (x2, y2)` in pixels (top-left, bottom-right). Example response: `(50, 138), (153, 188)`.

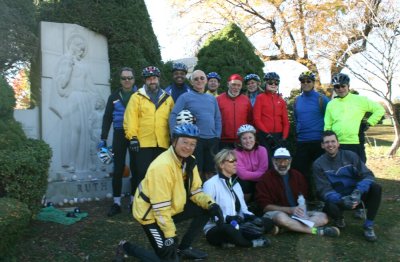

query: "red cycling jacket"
(253, 91), (289, 139)
(217, 93), (253, 143)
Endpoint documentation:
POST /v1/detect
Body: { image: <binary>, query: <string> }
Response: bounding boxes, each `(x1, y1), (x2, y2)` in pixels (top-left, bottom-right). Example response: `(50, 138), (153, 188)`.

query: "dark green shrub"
(0, 139), (52, 214)
(0, 75), (52, 214)
(0, 76), (16, 118)
(196, 23), (264, 91)
(0, 198), (31, 259)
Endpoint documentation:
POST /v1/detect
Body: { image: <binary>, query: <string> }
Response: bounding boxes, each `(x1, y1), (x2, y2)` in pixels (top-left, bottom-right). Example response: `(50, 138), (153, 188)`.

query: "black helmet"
(331, 73), (350, 86)
(240, 221), (265, 239)
(264, 72), (280, 82)
(142, 66), (161, 78)
(172, 62), (188, 73)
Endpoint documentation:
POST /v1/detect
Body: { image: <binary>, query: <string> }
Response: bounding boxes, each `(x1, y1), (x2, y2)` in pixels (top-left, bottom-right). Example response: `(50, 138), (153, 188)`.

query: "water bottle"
(230, 220), (239, 230)
(297, 194), (308, 218)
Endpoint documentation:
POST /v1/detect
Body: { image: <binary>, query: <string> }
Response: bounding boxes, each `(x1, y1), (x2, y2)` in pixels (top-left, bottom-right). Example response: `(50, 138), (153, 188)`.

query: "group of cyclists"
(98, 62), (385, 261)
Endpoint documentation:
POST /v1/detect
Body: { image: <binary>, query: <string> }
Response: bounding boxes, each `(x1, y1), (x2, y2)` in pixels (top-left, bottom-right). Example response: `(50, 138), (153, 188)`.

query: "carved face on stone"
(68, 36), (87, 61)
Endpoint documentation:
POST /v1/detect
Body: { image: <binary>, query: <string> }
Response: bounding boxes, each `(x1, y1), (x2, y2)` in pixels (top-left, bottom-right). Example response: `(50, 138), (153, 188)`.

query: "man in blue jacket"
(292, 71), (330, 200)
(313, 131), (382, 242)
(99, 67), (137, 217)
(165, 62), (191, 102)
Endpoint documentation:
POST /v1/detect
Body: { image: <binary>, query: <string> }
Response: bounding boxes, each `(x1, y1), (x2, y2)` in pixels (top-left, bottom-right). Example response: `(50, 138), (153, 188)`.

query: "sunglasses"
(225, 158), (237, 163)
(193, 76), (206, 81)
(121, 76), (134, 81)
(267, 80), (279, 86)
(300, 80), (313, 84)
(334, 84), (347, 89)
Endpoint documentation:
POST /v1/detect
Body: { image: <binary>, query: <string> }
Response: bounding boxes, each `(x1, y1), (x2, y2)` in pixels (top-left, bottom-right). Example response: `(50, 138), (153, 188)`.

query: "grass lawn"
(4, 125), (400, 262)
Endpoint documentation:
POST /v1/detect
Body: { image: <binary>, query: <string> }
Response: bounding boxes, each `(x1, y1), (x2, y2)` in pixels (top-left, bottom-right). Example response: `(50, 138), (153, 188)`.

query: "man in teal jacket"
(324, 73), (384, 163)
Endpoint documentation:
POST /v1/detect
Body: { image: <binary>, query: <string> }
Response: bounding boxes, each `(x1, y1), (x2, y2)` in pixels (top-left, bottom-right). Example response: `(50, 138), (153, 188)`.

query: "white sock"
(114, 197), (121, 206)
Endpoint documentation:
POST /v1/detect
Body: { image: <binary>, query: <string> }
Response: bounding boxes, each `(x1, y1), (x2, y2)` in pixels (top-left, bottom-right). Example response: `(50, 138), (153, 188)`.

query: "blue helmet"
(331, 73), (350, 85)
(172, 62), (188, 73)
(173, 123), (200, 139)
(244, 74), (261, 83)
(264, 72), (280, 82)
(142, 66), (161, 78)
(207, 72), (221, 81)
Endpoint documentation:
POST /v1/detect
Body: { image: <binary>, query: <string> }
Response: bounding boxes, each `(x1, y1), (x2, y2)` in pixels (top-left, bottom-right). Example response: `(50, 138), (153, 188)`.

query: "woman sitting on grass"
(203, 149), (276, 248)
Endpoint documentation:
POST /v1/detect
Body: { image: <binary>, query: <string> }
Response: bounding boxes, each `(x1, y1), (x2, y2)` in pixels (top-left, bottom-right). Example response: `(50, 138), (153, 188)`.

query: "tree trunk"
(386, 103), (400, 157)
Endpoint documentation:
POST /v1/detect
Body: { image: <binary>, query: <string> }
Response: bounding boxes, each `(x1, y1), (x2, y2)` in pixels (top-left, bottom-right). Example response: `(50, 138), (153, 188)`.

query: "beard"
(273, 162), (291, 176)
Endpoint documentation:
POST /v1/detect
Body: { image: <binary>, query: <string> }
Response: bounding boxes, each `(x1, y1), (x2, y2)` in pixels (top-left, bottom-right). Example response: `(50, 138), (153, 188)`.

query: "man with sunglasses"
(165, 62), (191, 102)
(324, 73), (384, 163)
(169, 70), (221, 181)
(99, 67), (138, 217)
(292, 71), (330, 200)
(253, 72), (289, 165)
(255, 148), (340, 238)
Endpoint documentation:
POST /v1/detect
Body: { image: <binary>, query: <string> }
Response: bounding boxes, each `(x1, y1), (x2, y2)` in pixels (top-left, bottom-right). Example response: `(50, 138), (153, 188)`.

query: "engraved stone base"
(45, 176), (132, 205)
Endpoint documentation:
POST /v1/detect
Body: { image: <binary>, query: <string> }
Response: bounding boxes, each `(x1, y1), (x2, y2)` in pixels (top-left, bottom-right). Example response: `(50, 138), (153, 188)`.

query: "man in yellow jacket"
(123, 66), (174, 199)
(114, 123), (224, 261)
(324, 73), (385, 163)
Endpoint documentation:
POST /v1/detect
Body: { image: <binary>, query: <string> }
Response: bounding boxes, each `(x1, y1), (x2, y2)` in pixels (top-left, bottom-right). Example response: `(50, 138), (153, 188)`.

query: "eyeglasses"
(121, 76), (134, 81)
(334, 84), (347, 89)
(266, 80), (279, 86)
(273, 158), (291, 163)
(300, 80), (313, 84)
(225, 158), (237, 163)
(193, 76), (206, 81)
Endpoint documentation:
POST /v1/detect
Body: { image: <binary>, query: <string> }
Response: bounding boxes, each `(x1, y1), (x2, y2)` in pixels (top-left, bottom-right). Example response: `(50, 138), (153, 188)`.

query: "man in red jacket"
(217, 74), (252, 149)
(255, 148), (339, 237)
(253, 72), (289, 165)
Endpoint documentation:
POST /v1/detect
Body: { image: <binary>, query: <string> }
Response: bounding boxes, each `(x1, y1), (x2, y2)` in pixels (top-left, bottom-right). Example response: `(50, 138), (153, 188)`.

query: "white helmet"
(97, 147), (113, 165)
(237, 124), (256, 137)
(176, 109), (195, 125)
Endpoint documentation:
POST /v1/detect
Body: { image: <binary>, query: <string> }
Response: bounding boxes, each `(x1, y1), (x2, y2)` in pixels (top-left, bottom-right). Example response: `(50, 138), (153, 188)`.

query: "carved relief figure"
(52, 34), (95, 172)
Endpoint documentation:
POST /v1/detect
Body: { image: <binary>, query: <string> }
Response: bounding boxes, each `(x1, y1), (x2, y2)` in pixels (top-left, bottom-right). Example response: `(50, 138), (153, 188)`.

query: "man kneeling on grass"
(313, 130), (382, 242)
(255, 148), (340, 237)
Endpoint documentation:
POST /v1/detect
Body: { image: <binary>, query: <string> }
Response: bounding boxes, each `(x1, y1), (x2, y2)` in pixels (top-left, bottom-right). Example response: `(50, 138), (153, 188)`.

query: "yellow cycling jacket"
(133, 146), (214, 238)
(124, 87), (174, 148)
(324, 93), (385, 144)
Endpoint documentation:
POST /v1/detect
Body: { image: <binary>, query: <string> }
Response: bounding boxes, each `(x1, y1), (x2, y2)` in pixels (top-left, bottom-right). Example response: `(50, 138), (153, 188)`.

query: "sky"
(144, 0), (399, 101)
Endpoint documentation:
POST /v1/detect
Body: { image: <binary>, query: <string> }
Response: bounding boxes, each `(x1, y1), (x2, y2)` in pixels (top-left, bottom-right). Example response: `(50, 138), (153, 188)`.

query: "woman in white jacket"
(203, 149), (274, 248)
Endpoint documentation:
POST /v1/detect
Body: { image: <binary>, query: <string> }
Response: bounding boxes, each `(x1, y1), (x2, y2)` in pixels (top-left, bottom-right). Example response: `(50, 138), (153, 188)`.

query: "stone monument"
(39, 22), (126, 205)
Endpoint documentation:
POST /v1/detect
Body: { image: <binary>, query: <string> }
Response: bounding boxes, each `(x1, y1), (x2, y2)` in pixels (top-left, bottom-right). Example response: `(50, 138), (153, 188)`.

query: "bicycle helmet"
(264, 72), (280, 82)
(142, 66), (161, 78)
(207, 72), (221, 81)
(172, 62), (188, 73)
(237, 124), (256, 137)
(173, 123), (200, 139)
(240, 221), (265, 239)
(331, 73), (350, 85)
(97, 147), (113, 165)
(244, 74), (261, 83)
(299, 71), (316, 81)
(176, 110), (195, 125)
